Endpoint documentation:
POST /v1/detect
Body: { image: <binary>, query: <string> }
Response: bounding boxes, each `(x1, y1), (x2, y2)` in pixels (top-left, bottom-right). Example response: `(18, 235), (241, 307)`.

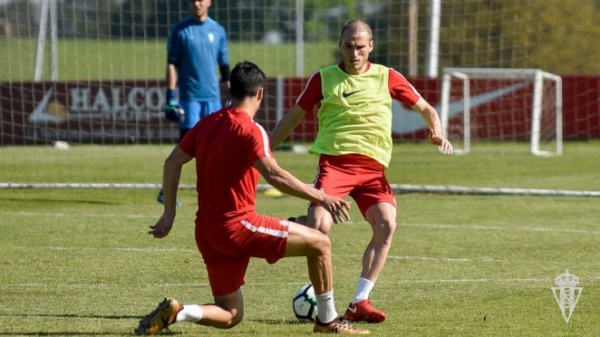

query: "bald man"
(270, 19), (453, 323)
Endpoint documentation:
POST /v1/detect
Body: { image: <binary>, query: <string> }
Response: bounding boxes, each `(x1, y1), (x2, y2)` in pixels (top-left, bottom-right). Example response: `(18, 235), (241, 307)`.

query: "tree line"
(1, 0), (599, 74)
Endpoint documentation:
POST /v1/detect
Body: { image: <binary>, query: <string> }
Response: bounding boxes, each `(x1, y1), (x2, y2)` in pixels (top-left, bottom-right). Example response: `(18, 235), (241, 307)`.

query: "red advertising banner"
(1, 75), (599, 145)
(283, 75), (600, 141)
(1, 80), (176, 144)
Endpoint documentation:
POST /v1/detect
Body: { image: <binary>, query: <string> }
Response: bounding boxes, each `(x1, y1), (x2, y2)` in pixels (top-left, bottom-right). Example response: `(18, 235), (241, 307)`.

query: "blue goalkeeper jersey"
(167, 16), (229, 101)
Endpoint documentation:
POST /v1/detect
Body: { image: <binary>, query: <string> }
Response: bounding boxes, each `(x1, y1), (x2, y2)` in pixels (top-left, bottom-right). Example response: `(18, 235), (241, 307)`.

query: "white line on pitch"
(335, 254), (597, 265)
(0, 282), (297, 289)
(399, 222), (600, 235)
(4, 246), (598, 266)
(3, 277), (600, 289)
(0, 211), (155, 218)
(2, 211), (599, 235)
(9, 246), (197, 253)
(395, 277), (600, 284)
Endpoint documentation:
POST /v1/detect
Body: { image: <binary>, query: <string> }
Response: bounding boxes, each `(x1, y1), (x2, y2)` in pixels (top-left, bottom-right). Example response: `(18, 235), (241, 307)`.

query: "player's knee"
(312, 232), (332, 256)
(372, 219), (396, 239)
(386, 219), (397, 233)
(214, 294), (244, 329)
(219, 310), (244, 329)
(312, 216), (333, 234)
(229, 311), (244, 328)
(308, 208), (333, 234)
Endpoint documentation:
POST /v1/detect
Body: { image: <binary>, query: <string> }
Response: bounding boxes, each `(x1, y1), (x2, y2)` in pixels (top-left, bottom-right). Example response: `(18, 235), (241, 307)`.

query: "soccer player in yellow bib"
(270, 19), (453, 323)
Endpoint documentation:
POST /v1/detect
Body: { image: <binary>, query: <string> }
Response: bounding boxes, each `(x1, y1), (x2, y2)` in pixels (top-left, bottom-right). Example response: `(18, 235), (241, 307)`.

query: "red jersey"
(296, 61), (422, 112)
(179, 107), (273, 223)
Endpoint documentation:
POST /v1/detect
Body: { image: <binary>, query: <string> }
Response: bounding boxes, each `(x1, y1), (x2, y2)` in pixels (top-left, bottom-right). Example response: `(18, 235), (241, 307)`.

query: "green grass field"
(0, 38), (338, 81)
(0, 142), (598, 191)
(1, 142), (599, 336)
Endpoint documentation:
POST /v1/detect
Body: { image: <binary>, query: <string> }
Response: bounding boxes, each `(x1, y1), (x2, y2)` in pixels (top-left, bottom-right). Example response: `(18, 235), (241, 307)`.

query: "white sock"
(351, 277), (374, 304)
(175, 304), (203, 323)
(316, 290), (338, 324)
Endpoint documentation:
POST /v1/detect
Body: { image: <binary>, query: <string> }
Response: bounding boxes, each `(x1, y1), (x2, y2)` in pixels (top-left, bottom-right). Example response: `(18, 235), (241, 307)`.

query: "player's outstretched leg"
(134, 298), (184, 335)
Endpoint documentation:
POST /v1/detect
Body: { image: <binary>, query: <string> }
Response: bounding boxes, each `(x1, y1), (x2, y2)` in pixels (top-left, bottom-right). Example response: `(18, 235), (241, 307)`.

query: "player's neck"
(191, 14), (209, 22)
(339, 61), (370, 75)
(231, 100), (260, 119)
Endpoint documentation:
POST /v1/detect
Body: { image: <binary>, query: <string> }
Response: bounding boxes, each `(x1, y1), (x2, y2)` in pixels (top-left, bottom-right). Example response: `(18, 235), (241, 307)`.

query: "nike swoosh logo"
(391, 83), (527, 135)
(347, 306), (357, 313)
(342, 90), (362, 98)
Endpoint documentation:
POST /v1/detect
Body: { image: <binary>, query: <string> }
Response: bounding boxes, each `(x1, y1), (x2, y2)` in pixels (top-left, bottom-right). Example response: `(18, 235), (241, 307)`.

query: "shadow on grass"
(0, 333), (183, 336)
(248, 318), (308, 325)
(0, 333), (127, 336)
(0, 314), (185, 336)
(0, 316), (305, 335)
(0, 313), (139, 319)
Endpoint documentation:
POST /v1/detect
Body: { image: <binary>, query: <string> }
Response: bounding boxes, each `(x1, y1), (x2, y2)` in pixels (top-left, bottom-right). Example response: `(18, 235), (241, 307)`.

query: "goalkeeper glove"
(165, 89), (184, 123)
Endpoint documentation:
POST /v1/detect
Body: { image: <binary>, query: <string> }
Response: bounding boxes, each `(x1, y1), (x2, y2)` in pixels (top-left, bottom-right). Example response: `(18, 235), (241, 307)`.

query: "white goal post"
(440, 67), (563, 156)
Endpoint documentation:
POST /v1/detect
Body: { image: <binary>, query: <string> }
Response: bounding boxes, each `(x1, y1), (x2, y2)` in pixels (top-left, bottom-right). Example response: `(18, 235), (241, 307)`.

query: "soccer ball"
(292, 283), (318, 323)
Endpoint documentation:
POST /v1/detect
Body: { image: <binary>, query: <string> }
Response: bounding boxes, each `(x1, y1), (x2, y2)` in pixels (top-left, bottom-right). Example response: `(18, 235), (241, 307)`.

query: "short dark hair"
(229, 61), (267, 100)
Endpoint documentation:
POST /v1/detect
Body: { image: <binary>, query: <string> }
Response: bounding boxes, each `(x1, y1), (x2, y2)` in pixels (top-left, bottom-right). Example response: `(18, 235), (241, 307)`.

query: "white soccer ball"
(292, 283), (318, 323)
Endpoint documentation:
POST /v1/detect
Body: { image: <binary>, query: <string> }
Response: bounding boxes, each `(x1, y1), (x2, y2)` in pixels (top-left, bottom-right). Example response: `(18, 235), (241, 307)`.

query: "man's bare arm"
(162, 146), (193, 214)
(269, 104), (307, 150)
(412, 97), (453, 154)
(254, 156), (350, 223)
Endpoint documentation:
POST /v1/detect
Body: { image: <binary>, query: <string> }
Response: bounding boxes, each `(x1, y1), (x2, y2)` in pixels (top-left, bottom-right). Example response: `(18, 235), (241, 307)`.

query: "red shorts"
(194, 212), (289, 297)
(311, 154), (397, 216)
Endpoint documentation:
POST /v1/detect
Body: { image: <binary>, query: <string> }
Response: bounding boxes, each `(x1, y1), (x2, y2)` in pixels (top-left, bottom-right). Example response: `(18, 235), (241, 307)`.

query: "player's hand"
(149, 213), (175, 238)
(429, 129), (453, 155)
(165, 100), (184, 123)
(165, 89), (184, 122)
(320, 195), (351, 224)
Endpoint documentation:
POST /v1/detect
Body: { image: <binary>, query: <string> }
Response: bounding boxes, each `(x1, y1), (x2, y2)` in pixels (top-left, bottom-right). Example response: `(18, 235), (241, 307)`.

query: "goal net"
(0, 0), (598, 197)
(440, 67), (562, 156)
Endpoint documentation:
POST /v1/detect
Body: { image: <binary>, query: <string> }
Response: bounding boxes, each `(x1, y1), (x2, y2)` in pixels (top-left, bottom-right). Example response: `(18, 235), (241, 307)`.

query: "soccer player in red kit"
(270, 20), (453, 323)
(135, 61), (369, 335)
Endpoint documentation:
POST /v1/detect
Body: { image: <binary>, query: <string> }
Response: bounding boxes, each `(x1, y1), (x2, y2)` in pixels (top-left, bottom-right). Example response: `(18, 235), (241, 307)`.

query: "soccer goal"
(439, 67), (563, 156)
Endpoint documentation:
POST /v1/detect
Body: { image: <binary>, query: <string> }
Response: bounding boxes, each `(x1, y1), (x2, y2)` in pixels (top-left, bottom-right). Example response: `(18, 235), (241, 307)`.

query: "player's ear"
(256, 87), (264, 101)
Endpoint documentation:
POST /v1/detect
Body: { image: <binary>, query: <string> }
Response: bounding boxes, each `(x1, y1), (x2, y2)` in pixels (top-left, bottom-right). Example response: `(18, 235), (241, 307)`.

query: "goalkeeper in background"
(157, 0), (230, 206)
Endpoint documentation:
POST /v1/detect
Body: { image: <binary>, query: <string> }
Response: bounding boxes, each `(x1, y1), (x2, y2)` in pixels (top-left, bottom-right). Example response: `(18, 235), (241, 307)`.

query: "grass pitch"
(1, 142), (599, 336)
(0, 39), (338, 81)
